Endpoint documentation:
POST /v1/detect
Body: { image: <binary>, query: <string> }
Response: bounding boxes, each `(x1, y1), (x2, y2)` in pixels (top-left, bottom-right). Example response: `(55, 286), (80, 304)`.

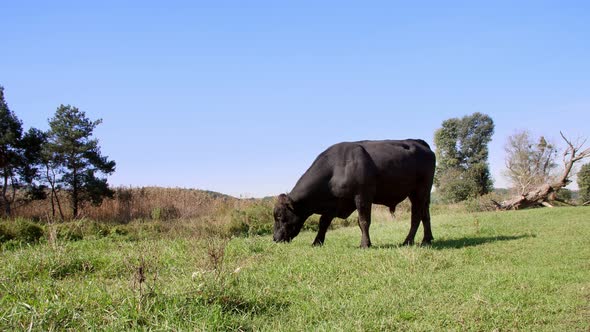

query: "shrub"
(555, 188), (573, 204)
(464, 192), (505, 212)
(227, 203), (274, 237)
(111, 225), (129, 236)
(577, 163), (590, 204)
(15, 221), (44, 243)
(0, 223), (15, 242)
(436, 168), (480, 203)
(0, 219), (44, 244)
(302, 215), (320, 232)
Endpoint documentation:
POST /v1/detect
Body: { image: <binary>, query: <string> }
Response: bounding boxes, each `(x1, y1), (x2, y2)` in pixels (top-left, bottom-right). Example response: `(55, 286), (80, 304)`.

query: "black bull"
(273, 139), (436, 248)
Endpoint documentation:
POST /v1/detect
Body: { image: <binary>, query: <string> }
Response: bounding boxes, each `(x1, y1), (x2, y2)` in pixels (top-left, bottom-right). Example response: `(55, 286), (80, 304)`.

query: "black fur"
(273, 139), (436, 248)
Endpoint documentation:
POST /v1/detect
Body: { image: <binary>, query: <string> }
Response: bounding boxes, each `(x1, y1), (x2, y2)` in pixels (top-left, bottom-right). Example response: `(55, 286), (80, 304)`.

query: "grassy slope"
(1, 207), (589, 331)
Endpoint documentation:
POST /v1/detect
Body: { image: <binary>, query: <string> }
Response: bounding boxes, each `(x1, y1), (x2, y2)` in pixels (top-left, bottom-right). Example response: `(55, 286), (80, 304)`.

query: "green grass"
(1, 207), (589, 331)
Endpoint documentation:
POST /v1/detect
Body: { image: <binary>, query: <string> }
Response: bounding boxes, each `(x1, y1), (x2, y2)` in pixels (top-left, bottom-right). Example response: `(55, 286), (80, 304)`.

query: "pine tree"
(46, 105), (116, 218)
(0, 86), (46, 216)
(0, 86), (23, 216)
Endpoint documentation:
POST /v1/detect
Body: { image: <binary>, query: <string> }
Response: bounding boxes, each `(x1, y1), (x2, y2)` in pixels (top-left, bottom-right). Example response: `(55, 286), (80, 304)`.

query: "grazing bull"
(273, 139), (435, 248)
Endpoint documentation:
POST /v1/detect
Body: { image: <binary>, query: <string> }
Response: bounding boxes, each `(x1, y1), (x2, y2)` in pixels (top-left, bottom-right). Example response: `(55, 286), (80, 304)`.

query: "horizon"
(2, 1), (589, 197)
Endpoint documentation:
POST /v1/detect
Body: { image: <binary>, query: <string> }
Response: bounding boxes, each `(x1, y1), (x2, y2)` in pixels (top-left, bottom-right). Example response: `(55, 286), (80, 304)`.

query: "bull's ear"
(278, 194), (294, 210)
(277, 193), (289, 205)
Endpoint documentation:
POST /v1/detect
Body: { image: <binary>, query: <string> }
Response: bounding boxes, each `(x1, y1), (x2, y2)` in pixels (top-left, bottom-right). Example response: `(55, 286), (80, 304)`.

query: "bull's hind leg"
(403, 193), (427, 246)
(355, 195), (372, 248)
(312, 215), (333, 247)
(403, 201), (421, 246)
(404, 193), (433, 246)
(421, 204), (434, 245)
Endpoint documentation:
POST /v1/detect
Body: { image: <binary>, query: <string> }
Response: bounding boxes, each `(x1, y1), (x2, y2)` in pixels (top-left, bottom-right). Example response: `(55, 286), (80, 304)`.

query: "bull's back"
(359, 140), (435, 201)
(359, 140), (434, 175)
(290, 142), (374, 201)
(290, 139), (435, 211)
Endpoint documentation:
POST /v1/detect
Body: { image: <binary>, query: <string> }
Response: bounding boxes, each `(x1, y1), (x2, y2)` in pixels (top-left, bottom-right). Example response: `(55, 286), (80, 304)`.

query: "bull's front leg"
(355, 196), (372, 248)
(312, 215), (333, 246)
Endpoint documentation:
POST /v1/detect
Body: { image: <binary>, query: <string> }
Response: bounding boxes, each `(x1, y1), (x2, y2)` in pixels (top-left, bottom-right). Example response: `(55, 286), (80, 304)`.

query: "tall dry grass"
(7, 186), (488, 243)
(12, 187), (254, 222)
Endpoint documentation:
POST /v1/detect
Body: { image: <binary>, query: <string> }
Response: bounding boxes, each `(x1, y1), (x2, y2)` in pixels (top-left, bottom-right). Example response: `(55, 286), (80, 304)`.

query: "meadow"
(1, 203), (589, 331)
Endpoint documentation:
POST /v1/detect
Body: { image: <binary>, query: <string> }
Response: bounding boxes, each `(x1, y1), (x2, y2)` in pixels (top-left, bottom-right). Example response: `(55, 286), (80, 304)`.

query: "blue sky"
(1, 1), (589, 197)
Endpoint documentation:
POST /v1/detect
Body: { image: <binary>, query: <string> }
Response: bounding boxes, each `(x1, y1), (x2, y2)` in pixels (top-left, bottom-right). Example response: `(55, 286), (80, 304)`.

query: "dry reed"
(12, 187), (255, 223)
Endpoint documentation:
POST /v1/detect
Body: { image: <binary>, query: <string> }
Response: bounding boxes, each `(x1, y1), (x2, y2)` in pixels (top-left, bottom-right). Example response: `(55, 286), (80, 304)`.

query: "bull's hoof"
(421, 236), (434, 246)
(312, 240), (324, 247)
(402, 240), (414, 246)
(360, 242), (372, 249)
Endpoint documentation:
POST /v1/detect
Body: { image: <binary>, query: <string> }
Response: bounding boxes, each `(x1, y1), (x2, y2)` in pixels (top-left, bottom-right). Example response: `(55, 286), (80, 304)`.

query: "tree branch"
(541, 201), (554, 208)
(497, 132), (589, 210)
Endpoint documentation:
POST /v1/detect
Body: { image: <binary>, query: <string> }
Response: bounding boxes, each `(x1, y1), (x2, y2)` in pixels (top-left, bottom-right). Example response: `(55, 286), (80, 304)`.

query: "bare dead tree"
(504, 131), (558, 195)
(494, 132), (590, 210)
(555, 132), (589, 188)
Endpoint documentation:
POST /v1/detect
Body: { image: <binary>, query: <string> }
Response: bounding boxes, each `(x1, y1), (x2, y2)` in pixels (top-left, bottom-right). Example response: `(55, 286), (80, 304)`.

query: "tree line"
(433, 112), (590, 207)
(2, 83), (589, 220)
(0, 85), (115, 219)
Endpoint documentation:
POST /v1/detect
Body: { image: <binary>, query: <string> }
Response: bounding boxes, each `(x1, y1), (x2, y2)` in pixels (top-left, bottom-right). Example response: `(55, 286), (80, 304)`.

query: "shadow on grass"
(374, 234), (535, 250)
(430, 234), (535, 249)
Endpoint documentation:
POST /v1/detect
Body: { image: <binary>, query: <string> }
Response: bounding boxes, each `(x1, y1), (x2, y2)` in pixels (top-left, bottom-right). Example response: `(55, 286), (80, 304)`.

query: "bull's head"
(273, 194), (303, 243)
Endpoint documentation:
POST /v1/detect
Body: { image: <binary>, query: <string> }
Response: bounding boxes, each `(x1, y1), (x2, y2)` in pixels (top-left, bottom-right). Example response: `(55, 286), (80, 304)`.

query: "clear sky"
(1, 1), (589, 197)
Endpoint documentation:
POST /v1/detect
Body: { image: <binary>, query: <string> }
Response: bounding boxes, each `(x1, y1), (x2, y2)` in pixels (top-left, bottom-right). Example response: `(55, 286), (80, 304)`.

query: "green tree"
(18, 128), (48, 202)
(0, 86), (47, 216)
(434, 112), (495, 202)
(46, 105), (116, 219)
(0, 86), (23, 216)
(578, 163), (590, 204)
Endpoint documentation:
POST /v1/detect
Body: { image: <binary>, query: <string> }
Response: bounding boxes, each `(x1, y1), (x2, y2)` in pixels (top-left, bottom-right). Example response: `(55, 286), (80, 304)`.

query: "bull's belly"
(310, 198), (356, 219)
(373, 192), (409, 208)
(308, 189), (410, 219)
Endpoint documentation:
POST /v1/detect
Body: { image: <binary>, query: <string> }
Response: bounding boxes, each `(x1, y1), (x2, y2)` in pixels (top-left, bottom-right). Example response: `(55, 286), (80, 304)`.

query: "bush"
(0, 219), (44, 244)
(302, 215), (320, 232)
(0, 223), (15, 242)
(436, 168), (480, 203)
(111, 225), (129, 236)
(555, 189), (573, 204)
(577, 163), (590, 204)
(227, 203), (274, 237)
(464, 193), (505, 212)
(15, 221), (44, 243)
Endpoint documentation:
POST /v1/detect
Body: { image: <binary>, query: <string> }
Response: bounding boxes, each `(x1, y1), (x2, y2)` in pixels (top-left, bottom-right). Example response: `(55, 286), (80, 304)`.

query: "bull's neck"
(288, 193), (313, 220)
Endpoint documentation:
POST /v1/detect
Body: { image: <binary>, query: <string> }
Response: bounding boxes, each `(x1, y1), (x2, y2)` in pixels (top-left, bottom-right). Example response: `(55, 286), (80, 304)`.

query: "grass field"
(1, 207), (589, 331)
